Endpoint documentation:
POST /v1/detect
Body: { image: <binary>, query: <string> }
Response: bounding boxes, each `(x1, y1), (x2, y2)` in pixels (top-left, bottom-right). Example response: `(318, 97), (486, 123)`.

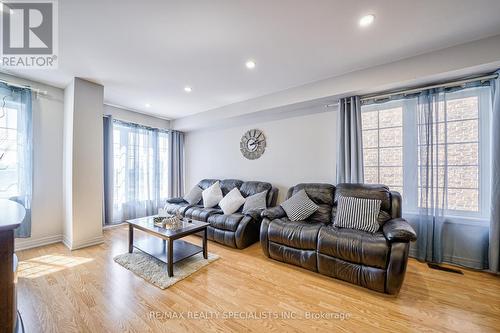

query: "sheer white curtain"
(361, 82), (492, 269)
(111, 120), (165, 223)
(0, 83), (32, 237)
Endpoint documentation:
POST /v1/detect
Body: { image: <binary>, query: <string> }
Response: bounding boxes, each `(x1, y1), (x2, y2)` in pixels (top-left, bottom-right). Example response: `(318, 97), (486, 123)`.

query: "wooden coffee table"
(126, 216), (209, 277)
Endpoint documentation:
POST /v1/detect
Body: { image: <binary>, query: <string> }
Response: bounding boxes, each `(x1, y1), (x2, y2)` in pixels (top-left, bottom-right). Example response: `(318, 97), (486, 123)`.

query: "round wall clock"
(240, 129), (266, 160)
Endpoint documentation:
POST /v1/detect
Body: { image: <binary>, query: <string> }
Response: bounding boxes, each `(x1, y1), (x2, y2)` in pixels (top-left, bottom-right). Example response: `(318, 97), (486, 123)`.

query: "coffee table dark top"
(126, 216), (209, 240)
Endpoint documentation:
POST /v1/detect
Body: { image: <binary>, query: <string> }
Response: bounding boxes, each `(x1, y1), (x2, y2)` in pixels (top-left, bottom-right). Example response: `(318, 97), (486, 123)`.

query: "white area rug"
(114, 251), (219, 289)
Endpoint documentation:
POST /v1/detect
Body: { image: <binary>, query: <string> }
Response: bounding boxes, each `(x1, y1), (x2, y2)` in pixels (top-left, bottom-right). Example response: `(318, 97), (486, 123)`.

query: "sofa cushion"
(242, 190), (267, 213)
(220, 179), (244, 196)
(184, 186), (203, 205)
(219, 188), (246, 215)
(317, 226), (390, 269)
(197, 179), (219, 190)
(240, 181), (271, 197)
(207, 213), (246, 232)
(281, 189), (319, 221)
(268, 218), (322, 250)
(184, 206), (222, 222)
(288, 184), (336, 224)
(334, 196), (382, 233)
(202, 181), (224, 208)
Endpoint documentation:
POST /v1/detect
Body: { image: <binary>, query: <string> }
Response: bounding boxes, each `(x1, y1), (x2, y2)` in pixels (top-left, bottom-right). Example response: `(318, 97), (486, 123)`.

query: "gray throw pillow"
(242, 190), (267, 214)
(334, 195), (381, 233)
(183, 186), (203, 205)
(280, 189), (319, 221)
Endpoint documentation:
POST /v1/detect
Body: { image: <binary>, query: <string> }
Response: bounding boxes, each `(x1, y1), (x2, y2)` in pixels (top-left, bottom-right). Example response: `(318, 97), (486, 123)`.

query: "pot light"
(359, 14), (375, 27)
(245, 60), (256, 69)
(184, 86), (192, 93)
(145, 103), (151, 108)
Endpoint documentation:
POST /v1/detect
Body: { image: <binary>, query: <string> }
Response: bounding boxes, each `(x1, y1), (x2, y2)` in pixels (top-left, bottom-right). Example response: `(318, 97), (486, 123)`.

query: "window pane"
(447, 96), (478, 121)
(379, 107), (402, 127)
(418, 187), (445, 209)
(380, 167), (403, 187)
(364, 167), (379, 184)
(0, 108), (20, 198)
(447, 166), (478, 189)
(363, 148), (378, 167)
(361, 111), (378, 129)
(447, 189), (479, 212)
(418, 166), (446, 187)
(363, 129), (378, 148)
(446, 119), (478, 143)
(447, 143), (478, 166)
(380, 147), (402, 166)
(379, 127), (402, 147)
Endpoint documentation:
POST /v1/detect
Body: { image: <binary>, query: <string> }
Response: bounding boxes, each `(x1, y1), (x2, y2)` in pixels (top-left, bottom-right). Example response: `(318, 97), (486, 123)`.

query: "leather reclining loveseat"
(260, 183), (416, 294)
(165, 179), (278, 249)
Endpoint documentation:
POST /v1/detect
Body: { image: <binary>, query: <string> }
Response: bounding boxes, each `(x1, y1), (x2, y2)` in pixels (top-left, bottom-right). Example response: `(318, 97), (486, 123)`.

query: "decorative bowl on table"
(154, 213), (183, 230)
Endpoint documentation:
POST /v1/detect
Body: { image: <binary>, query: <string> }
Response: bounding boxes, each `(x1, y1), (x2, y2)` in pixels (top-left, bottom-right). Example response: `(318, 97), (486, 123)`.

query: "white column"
(63, 78), (104, 250)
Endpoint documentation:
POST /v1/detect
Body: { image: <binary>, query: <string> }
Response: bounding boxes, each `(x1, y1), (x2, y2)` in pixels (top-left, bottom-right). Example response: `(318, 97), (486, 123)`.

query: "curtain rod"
(103, 114), (169, 132)
(0, 78), (48, 95)
(360, 73), (498, 102)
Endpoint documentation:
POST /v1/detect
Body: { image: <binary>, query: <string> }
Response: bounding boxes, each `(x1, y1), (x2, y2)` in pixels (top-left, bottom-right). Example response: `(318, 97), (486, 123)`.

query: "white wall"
(104, 104), (170, 129)
(0, 73), (66, 251)
(185, 109), (337, 203)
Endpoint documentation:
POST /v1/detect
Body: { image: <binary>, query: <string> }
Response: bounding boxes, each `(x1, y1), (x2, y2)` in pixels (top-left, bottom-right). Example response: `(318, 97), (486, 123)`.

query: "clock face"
(240, 129), (266, 160)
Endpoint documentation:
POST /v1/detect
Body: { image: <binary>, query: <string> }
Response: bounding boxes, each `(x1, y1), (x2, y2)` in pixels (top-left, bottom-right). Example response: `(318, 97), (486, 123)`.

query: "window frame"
(361, 86), (491, 223)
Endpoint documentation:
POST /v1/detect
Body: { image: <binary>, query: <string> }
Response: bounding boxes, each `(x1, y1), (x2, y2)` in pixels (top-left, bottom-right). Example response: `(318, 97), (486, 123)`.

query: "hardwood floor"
(16, 226), (500, 333)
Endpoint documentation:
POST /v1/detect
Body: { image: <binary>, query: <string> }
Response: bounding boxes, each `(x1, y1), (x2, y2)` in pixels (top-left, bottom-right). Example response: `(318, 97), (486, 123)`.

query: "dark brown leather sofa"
(165, 179), (278, 249)
(260, 183), (416, 295)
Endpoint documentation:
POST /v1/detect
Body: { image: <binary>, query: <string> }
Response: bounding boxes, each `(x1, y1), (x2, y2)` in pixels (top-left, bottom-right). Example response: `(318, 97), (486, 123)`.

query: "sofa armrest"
(261, 206), (286, 220)
(166, 197), (185, 204)
(383, 218), (417, 242)
(244, 208), (265, 221)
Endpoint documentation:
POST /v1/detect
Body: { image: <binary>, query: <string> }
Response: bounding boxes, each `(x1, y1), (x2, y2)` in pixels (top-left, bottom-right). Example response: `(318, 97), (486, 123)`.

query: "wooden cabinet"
(0, 200), (25, 333)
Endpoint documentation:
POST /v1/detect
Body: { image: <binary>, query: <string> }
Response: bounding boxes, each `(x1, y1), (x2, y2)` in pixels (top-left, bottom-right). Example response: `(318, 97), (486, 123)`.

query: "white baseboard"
(63, 235), (105, 250)
(103, 222), (126, 230)
(15, 234), (63, 251)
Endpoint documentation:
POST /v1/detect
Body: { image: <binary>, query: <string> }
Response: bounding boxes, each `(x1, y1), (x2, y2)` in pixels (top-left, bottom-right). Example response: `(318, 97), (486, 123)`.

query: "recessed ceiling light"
(359, 14), (375, 27)
(184, 86), (192, 93)
(245, 60), (256, 69)
(145, 103), (151, 108)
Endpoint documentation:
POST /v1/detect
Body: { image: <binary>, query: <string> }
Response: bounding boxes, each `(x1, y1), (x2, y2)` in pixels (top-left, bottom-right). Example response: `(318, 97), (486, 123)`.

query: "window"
(0, 85), (32, 237)
(0, 106), (20, 198)
(361, 86), (491, 218)
(109, 120), (169, 224)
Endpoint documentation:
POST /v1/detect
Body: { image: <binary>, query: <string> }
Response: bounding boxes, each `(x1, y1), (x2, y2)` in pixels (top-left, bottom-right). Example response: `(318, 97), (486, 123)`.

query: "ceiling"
(5, 0), (500, 119)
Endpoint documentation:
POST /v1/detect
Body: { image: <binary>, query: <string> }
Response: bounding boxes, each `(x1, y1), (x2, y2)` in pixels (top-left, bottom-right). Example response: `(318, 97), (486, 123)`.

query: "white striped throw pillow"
(334, 196), (382, 233)
(280, 189), (319, 221)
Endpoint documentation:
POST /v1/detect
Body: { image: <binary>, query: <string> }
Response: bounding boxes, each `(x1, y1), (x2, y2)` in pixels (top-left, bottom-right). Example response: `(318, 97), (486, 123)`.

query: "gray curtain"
(103, 116), (114, 225)
(0, 83), (32, 238)
(489, 70), (500, 273)
(168, 130), (185, 198)
(336, 96), (364, 183)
